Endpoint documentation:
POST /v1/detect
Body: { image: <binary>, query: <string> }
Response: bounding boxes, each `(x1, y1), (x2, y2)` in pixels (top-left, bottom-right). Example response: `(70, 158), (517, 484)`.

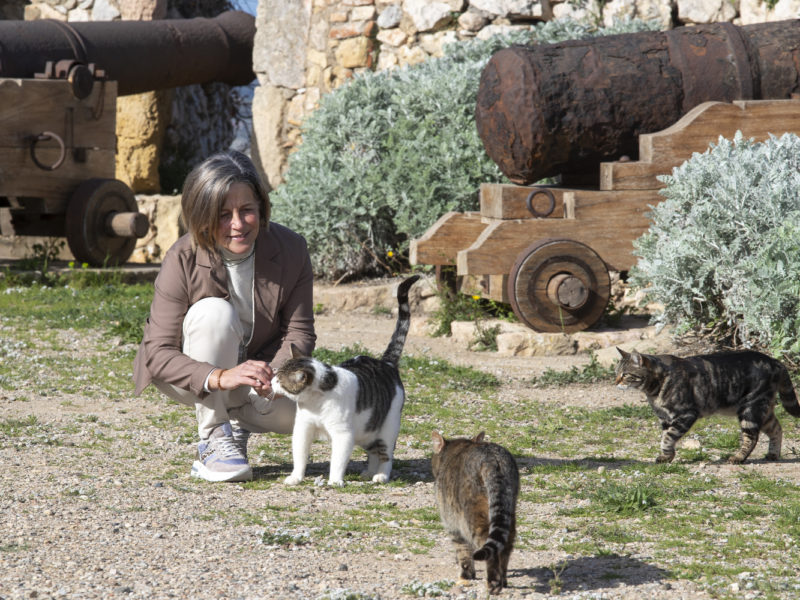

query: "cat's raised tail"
(381, 274), (421, 366)
(778, 366), (800, 417)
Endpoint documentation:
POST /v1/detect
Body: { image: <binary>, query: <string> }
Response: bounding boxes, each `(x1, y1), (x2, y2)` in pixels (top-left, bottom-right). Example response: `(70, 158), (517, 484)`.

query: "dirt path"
(1, 276), (796, 600)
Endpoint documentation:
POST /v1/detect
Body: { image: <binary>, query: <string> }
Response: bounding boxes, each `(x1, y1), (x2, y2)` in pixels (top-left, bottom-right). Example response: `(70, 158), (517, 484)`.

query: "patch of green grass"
(401, 355), (498, 391)
(739, 472), (800, 499)
(702, 428), (741, 451)
(0, 282), (152, 342)
(401, 580), (454, 597)
(602, 404), (653, 419)
(531, 352), (614, 386)
(147, 410), (191, 430)
(313, 344), (374, 364)
(589, 524), (643, 545)
(428, 271), (516, 338)
(260, 528), (311, 547)
(470, 321), (501, 352)
(775, 502), (800, 538)
(591, 481), (659, 514)
(680, 446), (713, 462)
(371, 304), (392, 316)
(0, 414), (39, 435)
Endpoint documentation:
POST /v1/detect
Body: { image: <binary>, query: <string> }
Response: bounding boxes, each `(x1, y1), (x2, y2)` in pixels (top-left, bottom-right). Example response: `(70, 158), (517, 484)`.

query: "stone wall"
(252, 0), (800, 188)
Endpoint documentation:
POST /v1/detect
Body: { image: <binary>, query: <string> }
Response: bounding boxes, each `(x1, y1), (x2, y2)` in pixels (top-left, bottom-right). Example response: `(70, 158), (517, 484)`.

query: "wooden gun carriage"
(410, 19), (800, 333)
(0, 11), (254, 266)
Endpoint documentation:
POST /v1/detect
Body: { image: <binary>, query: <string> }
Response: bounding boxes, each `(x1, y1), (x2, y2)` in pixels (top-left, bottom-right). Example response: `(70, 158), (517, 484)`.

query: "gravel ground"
(0, 279), (792, 600)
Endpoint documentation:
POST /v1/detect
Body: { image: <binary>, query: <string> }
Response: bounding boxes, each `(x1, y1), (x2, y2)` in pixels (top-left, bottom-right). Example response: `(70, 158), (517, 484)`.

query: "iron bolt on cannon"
(0, 10), (255, 266)
(411, 18), (800, 333)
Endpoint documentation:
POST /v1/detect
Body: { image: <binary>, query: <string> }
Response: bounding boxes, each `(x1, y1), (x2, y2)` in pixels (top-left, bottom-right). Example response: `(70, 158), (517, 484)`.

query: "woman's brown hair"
(180, 151), (271, 253)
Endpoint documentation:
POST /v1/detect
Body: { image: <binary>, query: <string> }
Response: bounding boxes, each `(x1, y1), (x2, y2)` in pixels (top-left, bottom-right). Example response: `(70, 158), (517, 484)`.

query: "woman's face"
(217, 183), (260, 254)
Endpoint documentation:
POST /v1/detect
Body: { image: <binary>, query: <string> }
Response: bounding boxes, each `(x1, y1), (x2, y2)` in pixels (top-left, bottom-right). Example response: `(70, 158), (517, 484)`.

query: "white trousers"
(153, 297), (296, 439)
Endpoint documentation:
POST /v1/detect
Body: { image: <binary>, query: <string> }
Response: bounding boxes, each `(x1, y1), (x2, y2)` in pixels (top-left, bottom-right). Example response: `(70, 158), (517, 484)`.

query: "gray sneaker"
(231, 426), (251, 459)
(190, 423), (252, 482)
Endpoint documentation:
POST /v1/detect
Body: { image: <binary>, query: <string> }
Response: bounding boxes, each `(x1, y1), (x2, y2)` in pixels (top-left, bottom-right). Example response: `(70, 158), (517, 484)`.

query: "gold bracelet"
(213, 369), (223, 391)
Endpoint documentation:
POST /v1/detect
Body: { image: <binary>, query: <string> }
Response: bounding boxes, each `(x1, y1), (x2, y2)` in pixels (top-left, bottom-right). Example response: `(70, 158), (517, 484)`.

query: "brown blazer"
(133, 223), (316, 398)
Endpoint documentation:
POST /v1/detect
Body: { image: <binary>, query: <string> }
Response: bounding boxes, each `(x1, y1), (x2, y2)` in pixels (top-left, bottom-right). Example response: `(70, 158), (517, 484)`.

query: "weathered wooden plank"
(599, 160), (669, 191)
(456, 190), (661, 276)
(409, 211), (487, 266)
(480, 183), (566, 219)
(0, 79), (117, 149)
(643, 99), (800, 163)
(0, 147), (116, 208)
(601, 99), (800, 191)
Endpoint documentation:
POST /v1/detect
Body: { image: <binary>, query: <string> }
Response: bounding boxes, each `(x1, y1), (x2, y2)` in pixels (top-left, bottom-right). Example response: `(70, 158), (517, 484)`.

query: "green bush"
(271, 17), (661, 281)
(630, 132), (800, 359)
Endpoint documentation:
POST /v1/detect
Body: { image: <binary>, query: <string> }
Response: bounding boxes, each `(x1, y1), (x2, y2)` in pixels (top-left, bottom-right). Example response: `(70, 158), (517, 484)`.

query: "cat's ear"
(472, 431), (486, 444)
(617, 347), (630, 359)
(431, 430), (445, 454)
(630, 350), (644, 367)
(290, 343), (305, 359)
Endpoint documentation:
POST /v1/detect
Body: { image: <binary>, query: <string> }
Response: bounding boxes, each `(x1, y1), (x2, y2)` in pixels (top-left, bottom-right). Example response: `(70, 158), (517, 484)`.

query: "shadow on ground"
(513, 553), (671, 594)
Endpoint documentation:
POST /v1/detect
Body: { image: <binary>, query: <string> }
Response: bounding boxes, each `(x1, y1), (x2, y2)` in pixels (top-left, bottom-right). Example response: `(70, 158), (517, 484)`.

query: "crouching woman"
(133, 151), (315, 482)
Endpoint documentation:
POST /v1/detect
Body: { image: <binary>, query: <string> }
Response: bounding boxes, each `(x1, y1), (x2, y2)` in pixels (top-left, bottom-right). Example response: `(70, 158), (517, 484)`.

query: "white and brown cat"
(271, 275), (419, 486)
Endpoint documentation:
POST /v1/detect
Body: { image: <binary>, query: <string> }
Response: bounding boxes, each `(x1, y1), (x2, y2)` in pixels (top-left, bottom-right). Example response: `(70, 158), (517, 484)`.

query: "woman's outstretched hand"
(216, 360), (274, 396)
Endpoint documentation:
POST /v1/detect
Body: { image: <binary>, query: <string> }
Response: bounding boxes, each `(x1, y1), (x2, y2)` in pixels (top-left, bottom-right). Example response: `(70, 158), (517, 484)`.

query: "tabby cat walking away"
(272, 275), (420, 486)
(615, 348), (800, 464)
(431, 430), (519, 595)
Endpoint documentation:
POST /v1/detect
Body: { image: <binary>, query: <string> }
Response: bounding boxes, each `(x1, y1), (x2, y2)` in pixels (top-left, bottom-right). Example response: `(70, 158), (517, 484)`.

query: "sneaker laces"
(214, 435), (244, 459)
(232, 429), (250, 459)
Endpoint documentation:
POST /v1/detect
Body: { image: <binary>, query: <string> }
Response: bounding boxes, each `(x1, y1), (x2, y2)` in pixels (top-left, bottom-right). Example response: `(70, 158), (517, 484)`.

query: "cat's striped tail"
(472, 465), (517, 562)
(778, 365), (800, 417)
(381, 275), (420, 366)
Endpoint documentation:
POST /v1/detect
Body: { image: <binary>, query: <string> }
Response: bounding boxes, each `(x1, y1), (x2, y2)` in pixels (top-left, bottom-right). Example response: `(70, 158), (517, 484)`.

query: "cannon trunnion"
(0, 11), (255, 266)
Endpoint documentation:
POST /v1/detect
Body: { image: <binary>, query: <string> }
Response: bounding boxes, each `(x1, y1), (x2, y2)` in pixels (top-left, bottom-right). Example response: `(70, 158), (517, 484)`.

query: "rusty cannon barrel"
(475, 19), (800, 185)
(0, 10), (255, 96)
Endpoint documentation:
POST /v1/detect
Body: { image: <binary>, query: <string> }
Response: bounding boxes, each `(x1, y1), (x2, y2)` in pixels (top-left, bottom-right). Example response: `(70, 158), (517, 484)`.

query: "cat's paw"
(328, 478), (345, 487)
(727, 455), (746, 465)
(284, 474), (303, 485)
(655, 454), (674, 463)
(765, 452), (780, 461)
(371, 473), (389, 484)
(488, 579), (504, 595)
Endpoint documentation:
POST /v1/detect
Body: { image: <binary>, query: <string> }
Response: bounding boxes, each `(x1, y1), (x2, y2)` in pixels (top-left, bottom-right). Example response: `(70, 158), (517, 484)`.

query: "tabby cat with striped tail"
(615, 348), (800, 464)
(431, 430), (519, 595)
(272, 275), (419, 486)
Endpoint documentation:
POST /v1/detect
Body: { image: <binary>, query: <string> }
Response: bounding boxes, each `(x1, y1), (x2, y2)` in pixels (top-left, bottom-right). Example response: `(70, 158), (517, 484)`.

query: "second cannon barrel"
(0, 10), (255, 96)
(475, 19), (800, 185)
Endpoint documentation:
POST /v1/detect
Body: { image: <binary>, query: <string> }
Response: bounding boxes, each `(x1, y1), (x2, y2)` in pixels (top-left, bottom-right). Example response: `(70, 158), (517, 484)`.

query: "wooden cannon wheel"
(507, 239), (610, 333)
(65, 178), (148, 267)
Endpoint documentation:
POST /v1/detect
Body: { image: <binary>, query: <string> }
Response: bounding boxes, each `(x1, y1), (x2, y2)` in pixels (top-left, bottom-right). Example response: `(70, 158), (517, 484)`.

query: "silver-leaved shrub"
(271, 17), (660, 281)
(630, 132), (800, 359)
